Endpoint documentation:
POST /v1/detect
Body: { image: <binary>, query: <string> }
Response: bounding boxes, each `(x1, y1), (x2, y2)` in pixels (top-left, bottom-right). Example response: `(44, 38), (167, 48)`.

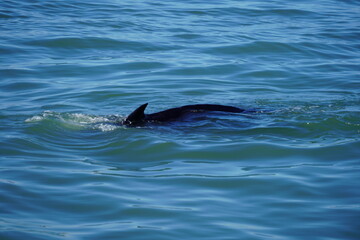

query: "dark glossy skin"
(122, 103), (247, 126)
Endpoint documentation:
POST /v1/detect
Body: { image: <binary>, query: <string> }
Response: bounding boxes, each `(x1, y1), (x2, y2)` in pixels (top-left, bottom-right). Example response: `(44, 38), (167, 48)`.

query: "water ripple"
(1, 0), (360, 239)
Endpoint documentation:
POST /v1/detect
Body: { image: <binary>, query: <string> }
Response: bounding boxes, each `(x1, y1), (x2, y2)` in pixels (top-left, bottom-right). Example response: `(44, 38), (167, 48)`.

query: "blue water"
(1, 0), (360, 239)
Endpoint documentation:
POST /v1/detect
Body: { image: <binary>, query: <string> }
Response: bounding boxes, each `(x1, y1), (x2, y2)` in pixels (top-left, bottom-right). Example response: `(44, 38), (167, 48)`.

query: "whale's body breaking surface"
(121, 103), (249, 126)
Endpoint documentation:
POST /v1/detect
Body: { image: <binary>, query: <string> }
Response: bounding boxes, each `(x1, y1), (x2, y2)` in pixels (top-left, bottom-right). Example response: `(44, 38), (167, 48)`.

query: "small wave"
(24, 37), (181, 52)
(203, 41), (301, 56)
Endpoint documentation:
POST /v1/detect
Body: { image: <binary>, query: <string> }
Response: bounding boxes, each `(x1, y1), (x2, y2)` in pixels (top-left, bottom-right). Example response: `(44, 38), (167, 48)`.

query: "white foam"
(67, 113), (106, 123)
(26, 111), (123, 132)
(94, 123), (120, 132)
(25, 115), (43, 122)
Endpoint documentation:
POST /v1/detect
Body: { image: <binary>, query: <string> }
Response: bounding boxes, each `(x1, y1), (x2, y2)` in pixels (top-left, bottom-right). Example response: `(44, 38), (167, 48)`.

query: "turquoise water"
(1, 0), (360, 239)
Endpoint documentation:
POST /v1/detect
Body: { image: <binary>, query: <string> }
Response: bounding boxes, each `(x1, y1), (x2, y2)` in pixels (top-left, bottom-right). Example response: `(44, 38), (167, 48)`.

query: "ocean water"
(1, 0), (360, 239)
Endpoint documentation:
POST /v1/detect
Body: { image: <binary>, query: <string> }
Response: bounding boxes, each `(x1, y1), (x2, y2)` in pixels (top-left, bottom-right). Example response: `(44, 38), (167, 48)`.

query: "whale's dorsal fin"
(124, 103), (148, 125)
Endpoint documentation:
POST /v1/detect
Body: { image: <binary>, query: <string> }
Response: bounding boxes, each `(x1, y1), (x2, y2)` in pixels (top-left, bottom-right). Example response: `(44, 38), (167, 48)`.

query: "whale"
(121, 103), (250, 126)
